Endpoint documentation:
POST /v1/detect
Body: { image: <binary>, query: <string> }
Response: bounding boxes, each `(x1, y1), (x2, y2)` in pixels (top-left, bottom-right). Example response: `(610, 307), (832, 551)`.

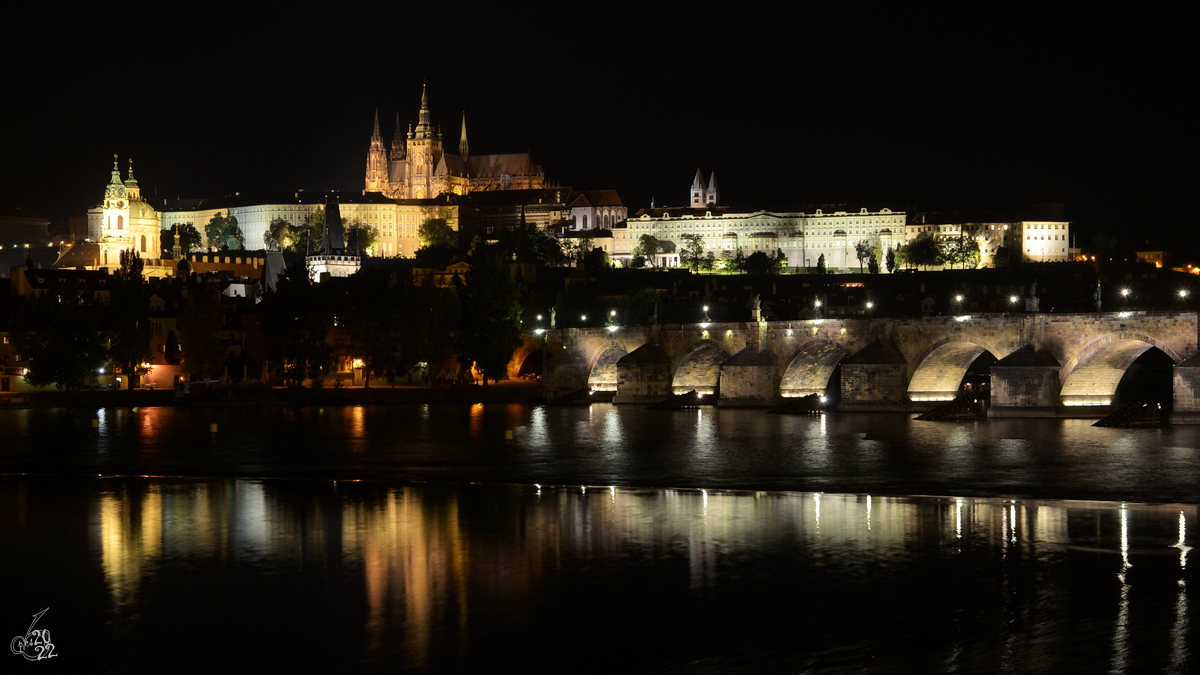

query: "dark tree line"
(258, 247), (522, 387)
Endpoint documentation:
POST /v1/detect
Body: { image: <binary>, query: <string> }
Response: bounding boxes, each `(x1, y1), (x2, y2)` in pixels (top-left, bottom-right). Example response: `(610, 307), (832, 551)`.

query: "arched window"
(140, 235), (147, 253)
(117, 215), (123, 229)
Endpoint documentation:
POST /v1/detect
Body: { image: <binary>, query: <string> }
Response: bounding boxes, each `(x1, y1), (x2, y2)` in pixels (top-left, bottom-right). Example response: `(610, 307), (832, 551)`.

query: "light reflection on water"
(4, 476), (1197, 672)
(8, 405), (1200, 502)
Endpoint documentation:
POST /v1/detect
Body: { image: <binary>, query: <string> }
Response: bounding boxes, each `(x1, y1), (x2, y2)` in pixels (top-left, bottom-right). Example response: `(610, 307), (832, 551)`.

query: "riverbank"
(0, 380), (545, 408)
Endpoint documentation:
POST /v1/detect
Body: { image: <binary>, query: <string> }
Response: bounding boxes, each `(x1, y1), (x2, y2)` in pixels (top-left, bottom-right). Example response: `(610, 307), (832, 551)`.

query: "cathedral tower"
(690, 168), (706, 208)
(705, 171), (719, 206)
(364, 110), (389, 193)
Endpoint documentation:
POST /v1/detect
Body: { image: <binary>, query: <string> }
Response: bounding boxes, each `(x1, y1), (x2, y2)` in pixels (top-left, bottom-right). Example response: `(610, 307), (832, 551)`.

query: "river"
(3, 404), (1199, 672)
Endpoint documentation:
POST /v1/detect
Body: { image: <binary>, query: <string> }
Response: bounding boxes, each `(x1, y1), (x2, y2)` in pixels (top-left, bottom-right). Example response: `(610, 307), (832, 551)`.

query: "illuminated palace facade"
(160, 192), (462, 259)
(612, 171), (1071, 269)
(364, 85), (545, 200)
(611, 170), (908, 269)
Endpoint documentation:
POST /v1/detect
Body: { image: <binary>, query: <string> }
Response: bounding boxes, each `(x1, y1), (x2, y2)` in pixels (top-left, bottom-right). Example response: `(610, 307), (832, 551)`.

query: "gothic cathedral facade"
(365, 85), (545, 200)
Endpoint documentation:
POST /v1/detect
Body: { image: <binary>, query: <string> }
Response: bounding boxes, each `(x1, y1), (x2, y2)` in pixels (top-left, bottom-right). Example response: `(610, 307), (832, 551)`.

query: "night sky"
(2, 9), (1189, 252)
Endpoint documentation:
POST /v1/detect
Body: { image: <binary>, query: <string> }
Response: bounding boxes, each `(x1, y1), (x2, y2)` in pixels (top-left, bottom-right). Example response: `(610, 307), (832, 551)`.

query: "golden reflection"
(135, 406), (168, 447)
(98, 484), (162, 608)
(469, 403), (484, 439)
(1173, 511), (1192, 569)
(349, 405), (366, 438)
(343, 487), (470, 670)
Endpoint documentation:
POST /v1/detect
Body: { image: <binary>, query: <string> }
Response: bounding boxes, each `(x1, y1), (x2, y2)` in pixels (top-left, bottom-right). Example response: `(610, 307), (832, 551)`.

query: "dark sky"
(2, 8), (1189, 251)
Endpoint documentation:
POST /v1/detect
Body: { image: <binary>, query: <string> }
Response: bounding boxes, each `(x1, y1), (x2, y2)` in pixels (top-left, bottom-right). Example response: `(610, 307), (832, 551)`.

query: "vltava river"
(4, 404), (1200, 672)
(3, 404), (1200, 501)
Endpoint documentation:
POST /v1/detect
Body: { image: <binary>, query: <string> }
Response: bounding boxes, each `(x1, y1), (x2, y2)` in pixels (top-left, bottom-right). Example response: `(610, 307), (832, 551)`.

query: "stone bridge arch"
(672, 340), (731, 395)
(779, 339), (850, 398)
(1058, 333), (1182, 407)
(588, 346), (628, 391)
(906, 336), (1004, 402)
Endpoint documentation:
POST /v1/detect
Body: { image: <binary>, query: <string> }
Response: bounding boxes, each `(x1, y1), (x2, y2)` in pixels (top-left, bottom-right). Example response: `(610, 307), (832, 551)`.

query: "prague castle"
(364, 84), (545, 199)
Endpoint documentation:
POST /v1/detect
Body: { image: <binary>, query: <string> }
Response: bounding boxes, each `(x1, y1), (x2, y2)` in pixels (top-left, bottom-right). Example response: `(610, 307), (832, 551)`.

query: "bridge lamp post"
(813, 298), (822, 319)
(954, 295), (964, 314)
(866, 301), (874, 317)
(1008, 295), (1019, 313)
(580, 314), (587, 327)
(1121, 288), (1131, 309)
(702, 305), (710, 322)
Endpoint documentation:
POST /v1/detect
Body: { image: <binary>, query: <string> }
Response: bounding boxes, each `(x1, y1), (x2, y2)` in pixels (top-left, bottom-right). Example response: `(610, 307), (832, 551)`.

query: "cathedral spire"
(371, 109), (382, 140)
(391, 112), (404, 159)
(459, 112), (469, 159)
(705, 170), (719, 206)
(690, 168), (706, 208)
(415, 83), (433, 139)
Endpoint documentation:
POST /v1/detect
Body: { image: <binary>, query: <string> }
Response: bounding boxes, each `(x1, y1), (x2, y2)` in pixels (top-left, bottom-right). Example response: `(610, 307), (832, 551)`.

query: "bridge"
(518, 311), (1200, 421)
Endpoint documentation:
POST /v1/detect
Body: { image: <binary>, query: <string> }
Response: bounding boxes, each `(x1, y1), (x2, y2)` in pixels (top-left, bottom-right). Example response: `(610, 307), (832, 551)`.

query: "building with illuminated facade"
(612, 172), (907, 269)
(364, 85), (545, 200)
(160, 192), (464, 259)
(51, 158), (173, 276)
(907, 208), (1072, 266)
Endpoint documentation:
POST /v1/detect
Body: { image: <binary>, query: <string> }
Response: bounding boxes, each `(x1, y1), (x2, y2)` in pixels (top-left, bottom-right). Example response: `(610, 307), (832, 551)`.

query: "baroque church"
(52, 157), (172, 276)
(364, 85), (545, 199)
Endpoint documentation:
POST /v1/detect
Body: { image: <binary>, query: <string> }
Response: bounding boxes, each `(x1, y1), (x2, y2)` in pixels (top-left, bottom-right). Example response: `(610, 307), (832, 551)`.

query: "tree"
(398, 282), (460, 384)
(259, 262), (335, 386)
(177, 281), (227, 381)
(418, 218), (458, 249)
(583, 246), (610, 270)
(264, 217), (292, 251)
(162, 223), (202, 257)
(702, 251), (716, 271)
(720, 248), (746, 273)
(817, 253), (827, 274)
(867, 252), (881, 274)
(854, 240), (872, 273)
(904, 233), (941, 269)
(680, 234), (706, 271)
(1092, 231), (1119, 260)
(992, 245), (1015, 268)
(886, 248), (897, 273)
(204, 212), (244, 251)
(291, 208), (324, 253)
(633, 234), (665, 268)
(744, 251), (775, 275)
(457, 251), (522, 385)
(108, 249), (153, 388)
(527, 230), (568, 267)
(339, 268), (400, 387)
(344, 220), (378, 255)
(10, 284), (107, 389)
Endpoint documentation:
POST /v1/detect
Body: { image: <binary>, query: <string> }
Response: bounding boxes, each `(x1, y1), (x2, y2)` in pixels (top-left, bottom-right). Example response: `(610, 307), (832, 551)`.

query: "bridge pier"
(543, 348), (589, 394)
(718, 347), (778, 407)
(613, 344), (672, 404)
(988, 346), (1061, 418)
(1171, 355), (1200, 424)
(837, 341), (911, 411)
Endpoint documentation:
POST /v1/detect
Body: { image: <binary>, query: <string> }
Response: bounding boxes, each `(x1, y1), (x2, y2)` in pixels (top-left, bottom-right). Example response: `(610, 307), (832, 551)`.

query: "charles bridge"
(516, 311), (1200, 422)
